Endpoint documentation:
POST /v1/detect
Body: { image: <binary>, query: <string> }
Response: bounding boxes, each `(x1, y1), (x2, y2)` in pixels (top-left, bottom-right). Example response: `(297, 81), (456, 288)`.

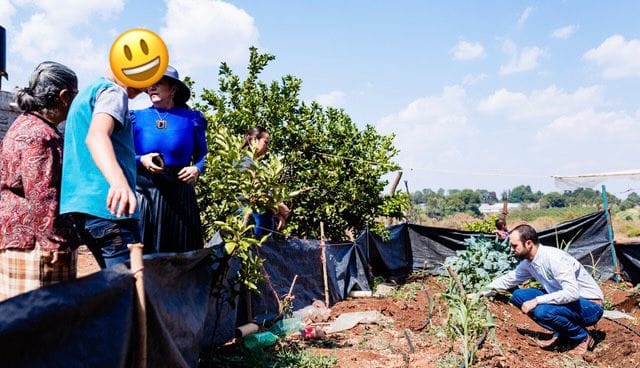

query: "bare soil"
(77, 251), (640, 367)
(307, 277), (640, 368)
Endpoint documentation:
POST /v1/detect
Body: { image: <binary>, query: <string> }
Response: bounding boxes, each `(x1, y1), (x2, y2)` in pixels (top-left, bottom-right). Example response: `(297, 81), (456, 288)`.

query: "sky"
(2, 0), (640, 197)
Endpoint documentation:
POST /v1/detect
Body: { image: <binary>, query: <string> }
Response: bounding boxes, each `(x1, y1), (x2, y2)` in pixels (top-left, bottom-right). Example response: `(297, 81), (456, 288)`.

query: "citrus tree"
(197, 47), (402, 240)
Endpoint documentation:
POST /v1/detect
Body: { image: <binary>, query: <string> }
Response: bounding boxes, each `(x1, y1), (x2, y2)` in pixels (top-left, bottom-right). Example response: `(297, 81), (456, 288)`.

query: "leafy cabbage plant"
(445, 236), (518, 293)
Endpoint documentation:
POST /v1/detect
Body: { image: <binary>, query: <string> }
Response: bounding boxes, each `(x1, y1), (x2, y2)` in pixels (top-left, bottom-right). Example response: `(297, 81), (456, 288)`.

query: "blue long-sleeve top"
(130, 106), (208, 172)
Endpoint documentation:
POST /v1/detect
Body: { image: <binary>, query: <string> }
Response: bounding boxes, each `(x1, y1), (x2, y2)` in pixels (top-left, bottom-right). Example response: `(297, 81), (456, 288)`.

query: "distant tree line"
(410, 185), (640, 218)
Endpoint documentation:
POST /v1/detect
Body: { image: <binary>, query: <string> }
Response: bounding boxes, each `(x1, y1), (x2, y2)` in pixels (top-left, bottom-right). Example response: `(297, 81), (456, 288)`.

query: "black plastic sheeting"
(0, 238), (370, 367)
(0, 264), (136, 368)
(537, 210), (613, 280)
(357, 211), (615, 281)
(251, 238), (370, 323)
(0, 248), (229, 368)
(1, 210), (637, 367)
(616, 242), (640, 284)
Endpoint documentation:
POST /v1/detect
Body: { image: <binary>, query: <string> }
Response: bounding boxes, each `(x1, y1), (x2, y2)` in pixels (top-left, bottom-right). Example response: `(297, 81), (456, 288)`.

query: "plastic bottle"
(243, 331), (278, 350)
(299, 325), (327, 340)
(292, 300), (331, 323)
(269, 317), (305, 337)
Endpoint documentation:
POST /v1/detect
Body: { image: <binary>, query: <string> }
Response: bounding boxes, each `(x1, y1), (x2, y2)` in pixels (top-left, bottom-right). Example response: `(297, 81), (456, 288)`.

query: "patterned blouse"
(0, 113), (75, 251)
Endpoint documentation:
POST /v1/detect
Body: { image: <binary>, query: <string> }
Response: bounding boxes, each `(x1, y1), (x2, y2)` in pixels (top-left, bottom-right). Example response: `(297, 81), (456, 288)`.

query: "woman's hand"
(276, 203), (290, 230)
(178, 166), (200, 184)
(140, 153), (164, 174)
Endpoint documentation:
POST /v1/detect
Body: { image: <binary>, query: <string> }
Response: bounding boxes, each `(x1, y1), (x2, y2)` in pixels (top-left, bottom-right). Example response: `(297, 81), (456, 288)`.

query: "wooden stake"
(386, 171), (403, 226)
(287, 274), (299, 299)
(320, 222), (329, 306)
(128, 243), (146, 368)
(501, 196), (509, 226)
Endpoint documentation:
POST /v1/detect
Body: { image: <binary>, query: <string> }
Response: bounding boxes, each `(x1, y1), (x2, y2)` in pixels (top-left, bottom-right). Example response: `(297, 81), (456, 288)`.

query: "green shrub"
(444, 236), (518, 293)
(462, 214), (499, 233)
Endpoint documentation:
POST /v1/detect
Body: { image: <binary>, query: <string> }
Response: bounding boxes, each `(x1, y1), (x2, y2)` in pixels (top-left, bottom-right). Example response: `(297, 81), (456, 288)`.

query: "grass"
(201, 343), (338, 368)
(387, 281), (423, 300)
(271, 349), (338, 368)
(507, 206), (597, 223)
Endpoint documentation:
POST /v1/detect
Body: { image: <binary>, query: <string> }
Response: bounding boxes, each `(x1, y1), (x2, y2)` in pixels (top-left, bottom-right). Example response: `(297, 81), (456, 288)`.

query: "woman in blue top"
(241, 126), (290, 237)
(131, 66), (208, 253)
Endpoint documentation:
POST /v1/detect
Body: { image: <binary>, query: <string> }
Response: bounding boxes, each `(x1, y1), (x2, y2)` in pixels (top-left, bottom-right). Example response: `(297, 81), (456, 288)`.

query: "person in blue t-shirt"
(130, 66), (208, 253)
(60, 71), (143, 269)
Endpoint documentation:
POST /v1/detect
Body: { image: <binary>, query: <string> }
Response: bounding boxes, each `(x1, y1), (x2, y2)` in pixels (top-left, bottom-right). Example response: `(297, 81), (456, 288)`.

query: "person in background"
(241, 126), (290, 237)
(0, 62), (79, 301)
(473, 224), (603, 356)
(131, 65), (207, 253)
(495, 218), (509, 241)
(60, 69), (143, 269)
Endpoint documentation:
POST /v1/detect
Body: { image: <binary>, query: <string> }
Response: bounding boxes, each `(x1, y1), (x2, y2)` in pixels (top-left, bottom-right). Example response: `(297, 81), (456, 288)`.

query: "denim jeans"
(511, 288), (603, 342)
(75, 215), (141, 269)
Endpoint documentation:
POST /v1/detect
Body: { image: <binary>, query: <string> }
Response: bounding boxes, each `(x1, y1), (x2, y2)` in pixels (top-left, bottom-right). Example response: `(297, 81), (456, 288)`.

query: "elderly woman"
(131, 65), (208, 253)
(0, 61), (79, 301)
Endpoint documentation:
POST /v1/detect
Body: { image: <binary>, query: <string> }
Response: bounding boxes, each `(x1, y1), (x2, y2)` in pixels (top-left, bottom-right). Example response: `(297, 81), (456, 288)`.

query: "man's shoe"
(535, 335), (559, 349)
(569, 334), (595, 356)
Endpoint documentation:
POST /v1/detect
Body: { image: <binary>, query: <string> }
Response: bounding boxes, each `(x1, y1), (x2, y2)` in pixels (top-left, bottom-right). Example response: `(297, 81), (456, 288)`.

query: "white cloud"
(160, 0), (259, 72)
(376, 86), (478, 174)
(551, 25), (576, 39)
(478, 85), (606, 120)
(499, 40), (544, 75)
(316, 90), (346, 107)
(533, 109), (640, 174)
(517, 6), (533, 30)
(9, 0), (123, 83)
(0, 0), (16, 31)
(451, 40), (485, 60)
(583, 34), (640, 79)
(15, 0), (123, 24)
(462, 73), (488, 86)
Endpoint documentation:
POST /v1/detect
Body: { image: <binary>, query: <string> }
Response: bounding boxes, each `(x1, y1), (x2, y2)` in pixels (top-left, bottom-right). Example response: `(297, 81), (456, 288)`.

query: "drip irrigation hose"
(604, 316), (640, 338)
(404, 329), (415, 354)
(417, 283), (433, 331)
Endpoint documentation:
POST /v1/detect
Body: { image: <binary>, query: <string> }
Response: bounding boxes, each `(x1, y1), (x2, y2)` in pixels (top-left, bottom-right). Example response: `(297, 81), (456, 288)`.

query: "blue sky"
(2, 0), (640, 196)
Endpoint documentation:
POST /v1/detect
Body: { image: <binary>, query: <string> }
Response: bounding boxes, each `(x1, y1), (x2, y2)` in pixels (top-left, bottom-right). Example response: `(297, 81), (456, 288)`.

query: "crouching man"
(477, 224), (604, 355)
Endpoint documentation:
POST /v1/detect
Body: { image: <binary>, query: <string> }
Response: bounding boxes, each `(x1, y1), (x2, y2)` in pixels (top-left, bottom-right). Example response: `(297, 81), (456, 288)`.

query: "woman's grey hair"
(15, 61), (77, 113)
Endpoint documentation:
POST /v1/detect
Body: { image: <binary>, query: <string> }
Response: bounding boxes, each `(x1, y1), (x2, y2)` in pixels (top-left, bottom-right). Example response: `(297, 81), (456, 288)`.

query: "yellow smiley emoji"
(110, 29), (169, 89)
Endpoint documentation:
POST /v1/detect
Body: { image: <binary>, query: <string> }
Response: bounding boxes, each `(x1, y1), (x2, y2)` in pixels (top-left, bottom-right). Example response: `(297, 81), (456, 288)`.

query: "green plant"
(627, 226), (640, 237)
(272, 349), (338, 368)
(444, 236), (518, 293)
(462, 214), (500, 233)
(442, 278), (494, 368)
(197, 125), (292, 293)
(198, 47), (400, 240)
(388, 282), (423, 300)
(603, 299), (615, 311)
(370, 276), (386, 292)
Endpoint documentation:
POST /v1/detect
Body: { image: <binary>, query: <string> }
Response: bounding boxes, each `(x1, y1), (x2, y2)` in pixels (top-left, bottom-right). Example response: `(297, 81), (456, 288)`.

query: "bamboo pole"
(128, 243), (146, 368)
(320, 222), (329, 306)
(386, 172), (403, 226)
(404, 180), (414, 223)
